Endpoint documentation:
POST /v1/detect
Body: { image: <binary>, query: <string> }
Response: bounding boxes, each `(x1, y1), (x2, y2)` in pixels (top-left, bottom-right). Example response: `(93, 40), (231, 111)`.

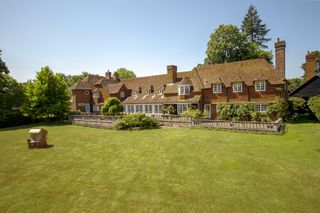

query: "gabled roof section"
(290, 75), (320, 98)
(108, 83), (124, 94)
(178, 77), (193, 85)
(71, 74), (104, 90)
(196, 59), (284, 88)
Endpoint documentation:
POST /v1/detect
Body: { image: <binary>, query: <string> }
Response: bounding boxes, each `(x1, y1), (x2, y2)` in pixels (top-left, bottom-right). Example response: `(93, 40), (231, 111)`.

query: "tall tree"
(22, 66), (70, 119)
(0, 50), (9, 74)
(205, 24), (272, 64)
(116, 68), (136, 79)
(0, 73), (25, 125)
(58, 71), (89, 87)
(241, 5), (271, 49)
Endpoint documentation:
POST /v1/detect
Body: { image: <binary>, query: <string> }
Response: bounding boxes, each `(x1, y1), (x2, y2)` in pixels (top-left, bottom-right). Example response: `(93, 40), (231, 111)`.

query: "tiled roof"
(108, 83), (124, 94)
(71, 74), (104, 90)
(197, 59), (284, 88)
(122, 93), (201, 104)
(71, 59), (285, 100)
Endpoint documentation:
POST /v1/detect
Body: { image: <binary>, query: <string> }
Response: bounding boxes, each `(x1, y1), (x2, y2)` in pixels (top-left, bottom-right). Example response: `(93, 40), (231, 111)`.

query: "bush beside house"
(114, 113), (159, 130)
(101, 97), (124, 115)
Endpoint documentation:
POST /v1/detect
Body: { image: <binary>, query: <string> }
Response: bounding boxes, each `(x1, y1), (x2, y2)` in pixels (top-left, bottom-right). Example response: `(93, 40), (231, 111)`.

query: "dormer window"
(138, 87), (142, 94)
(255, 80), (266, 91)
(233, 82), (242, 92)
(92, 92), (100, 98)
(212, 83), (222, 93)
(179, 86), (190, 95)
(150, 85), (154, 93)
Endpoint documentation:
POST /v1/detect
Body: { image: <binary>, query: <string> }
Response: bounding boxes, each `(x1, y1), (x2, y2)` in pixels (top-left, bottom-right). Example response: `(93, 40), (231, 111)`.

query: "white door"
(85, 104), (91, 113)
(204, 104), (211, 119)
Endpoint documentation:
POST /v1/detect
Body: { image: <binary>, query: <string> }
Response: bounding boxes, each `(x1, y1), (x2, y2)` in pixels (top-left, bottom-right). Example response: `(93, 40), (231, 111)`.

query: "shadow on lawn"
(0, 120), (71, 132)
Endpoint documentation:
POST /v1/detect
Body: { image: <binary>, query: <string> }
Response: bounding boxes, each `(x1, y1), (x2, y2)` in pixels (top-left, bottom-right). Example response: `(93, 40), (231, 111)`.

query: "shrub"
(101, 97), (124, 115)
(267, 97), (287, 120)
(114, 113), (159, 130)
(235, 104), (254, 121)
(163, 105), (176, 115)
(181, 108), (203, 119)
(217, 104), (235, 120)
(308, 96), (320, 121)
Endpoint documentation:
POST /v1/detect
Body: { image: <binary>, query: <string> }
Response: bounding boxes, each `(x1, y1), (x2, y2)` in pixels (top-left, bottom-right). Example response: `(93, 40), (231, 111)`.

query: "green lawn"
(0, 122), (320, 212)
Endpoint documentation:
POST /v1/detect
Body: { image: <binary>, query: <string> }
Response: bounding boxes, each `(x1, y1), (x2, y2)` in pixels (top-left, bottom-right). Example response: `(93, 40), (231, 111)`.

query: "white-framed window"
(233, 82), (242, 92)
(177, 104), (190, 114)
(255, 104), (268, 112)
(92, 92), (100, 98)
(255, 80), (266, 91)
(154, 105), (162, 114)
(120, 91), (125, 98)
(93, 105), (100, 112)
(135, 105), (143, 112)
(212, 83), (222, 93)
(204, 104), (211, 118)
(178, 86), (191, 95)
(216, 104), (220, 113)
(144, 105), (153, 114)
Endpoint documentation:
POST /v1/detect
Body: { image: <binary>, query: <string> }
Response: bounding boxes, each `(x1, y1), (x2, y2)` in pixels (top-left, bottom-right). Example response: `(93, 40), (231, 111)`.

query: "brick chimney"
(105, 70), (112, 79)
(113, 71), (120, 81)
(167, 65), (177, 83)
(305, 51), (316, 81)
(274, 38), (286, 79)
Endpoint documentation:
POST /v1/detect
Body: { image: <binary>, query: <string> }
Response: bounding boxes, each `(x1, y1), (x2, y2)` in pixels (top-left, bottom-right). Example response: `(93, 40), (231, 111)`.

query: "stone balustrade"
(68, 114), (283, 132)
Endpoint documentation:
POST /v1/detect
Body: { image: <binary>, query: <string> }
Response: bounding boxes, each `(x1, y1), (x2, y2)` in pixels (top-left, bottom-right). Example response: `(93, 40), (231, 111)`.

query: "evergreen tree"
(241, 5), (271, 49)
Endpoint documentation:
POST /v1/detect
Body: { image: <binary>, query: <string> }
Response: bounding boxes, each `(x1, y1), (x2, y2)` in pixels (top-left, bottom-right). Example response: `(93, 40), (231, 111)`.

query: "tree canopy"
(116, 68), (136, 79)
(205, 24), (272, 64)
(241, 5), (271, 49)
(0, 50), (9, 74)
(58, 71), (89, 87)
(22, 66), (70, 119)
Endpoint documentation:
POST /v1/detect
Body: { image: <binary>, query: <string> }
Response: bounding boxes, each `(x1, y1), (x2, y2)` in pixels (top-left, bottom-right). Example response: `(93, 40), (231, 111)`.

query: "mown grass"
(0, 121), (319, 212)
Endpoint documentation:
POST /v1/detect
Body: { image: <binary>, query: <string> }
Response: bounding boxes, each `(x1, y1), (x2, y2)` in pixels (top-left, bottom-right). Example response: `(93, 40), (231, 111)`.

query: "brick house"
(71, 39), (287, 119)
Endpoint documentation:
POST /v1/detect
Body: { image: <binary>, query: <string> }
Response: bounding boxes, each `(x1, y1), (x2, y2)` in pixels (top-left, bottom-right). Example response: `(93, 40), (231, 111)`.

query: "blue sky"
(1, 0), (319, 82)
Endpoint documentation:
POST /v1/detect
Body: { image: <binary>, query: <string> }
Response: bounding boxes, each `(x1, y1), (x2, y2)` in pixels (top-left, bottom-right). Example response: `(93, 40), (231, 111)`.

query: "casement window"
(255, 104), (268, 112)
(212, 83), (222, 93)
(92, 105), (100, 112)
(178, 86), (190, 95)
(136, 105), (143, 112)
(144, 105), (153, 114)
(216, 104), (220, 113)
(154, 105), (162, 114)
(120, 91), (125, 98)
(92, 92), (100, 98)
(255, 80), (266, 91)
(204, 104), (211, 118)
(126, 105), (135, 113)
(177, 104), (190, 114)
(233, 82), (242, 92)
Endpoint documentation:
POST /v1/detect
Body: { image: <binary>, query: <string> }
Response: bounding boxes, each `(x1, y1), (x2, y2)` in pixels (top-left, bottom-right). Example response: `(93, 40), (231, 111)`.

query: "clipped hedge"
(114, 113), (159, 130)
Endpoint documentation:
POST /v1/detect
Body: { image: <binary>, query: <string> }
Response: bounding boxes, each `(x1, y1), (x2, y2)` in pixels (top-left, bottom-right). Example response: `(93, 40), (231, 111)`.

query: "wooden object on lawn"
(27, 128), (48, 149)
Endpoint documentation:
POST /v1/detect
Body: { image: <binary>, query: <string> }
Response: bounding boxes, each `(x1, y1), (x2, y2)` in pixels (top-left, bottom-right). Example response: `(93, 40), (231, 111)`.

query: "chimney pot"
(105, 70), (112, 79)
